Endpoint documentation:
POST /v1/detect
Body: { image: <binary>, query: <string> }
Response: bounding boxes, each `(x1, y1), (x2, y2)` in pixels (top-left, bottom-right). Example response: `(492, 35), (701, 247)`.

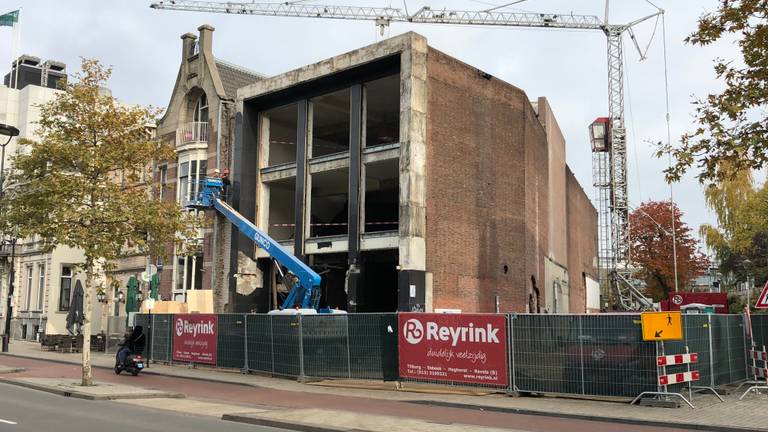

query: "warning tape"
(271, 222), (398, 227)
(749, 350), (768, 361)
(659, 370), (700, 386)
(657, 353), (698, 366)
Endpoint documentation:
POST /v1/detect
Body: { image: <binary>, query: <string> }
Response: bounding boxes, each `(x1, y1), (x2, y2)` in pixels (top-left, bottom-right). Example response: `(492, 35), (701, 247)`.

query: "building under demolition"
(227, 32), (598, 314)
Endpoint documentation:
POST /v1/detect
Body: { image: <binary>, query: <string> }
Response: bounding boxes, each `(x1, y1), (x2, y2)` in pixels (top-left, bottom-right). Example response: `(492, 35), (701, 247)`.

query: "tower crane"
(150, 0), (661, 311)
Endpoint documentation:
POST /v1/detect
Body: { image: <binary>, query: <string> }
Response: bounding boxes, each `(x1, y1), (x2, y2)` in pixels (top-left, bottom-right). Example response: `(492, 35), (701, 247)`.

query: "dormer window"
(193, 93), (208, 124)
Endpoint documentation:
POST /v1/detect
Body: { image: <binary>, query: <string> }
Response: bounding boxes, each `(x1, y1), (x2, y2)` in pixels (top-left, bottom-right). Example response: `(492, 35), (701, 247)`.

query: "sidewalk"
(3, 340), (768, 432)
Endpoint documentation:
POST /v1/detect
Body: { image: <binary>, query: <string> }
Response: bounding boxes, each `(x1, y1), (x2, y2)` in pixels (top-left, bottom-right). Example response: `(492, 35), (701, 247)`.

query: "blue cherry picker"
(189, 177), (345, 315)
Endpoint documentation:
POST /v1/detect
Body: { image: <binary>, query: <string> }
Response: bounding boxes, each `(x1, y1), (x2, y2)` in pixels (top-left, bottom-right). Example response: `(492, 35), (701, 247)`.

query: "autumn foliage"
(629, 201), (709, 301)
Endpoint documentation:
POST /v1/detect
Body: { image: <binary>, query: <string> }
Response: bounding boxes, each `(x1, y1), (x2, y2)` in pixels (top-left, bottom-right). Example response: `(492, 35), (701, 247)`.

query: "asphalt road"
(0, 381), (286, 432)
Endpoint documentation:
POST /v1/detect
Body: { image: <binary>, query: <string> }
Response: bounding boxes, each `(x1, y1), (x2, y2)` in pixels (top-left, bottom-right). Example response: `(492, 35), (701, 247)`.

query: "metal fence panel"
(348, 314), (398, 380)
(512, 314), (656, 398)
(301, 315), (350, 378)
(217, 314), (246, 369)
(270, 314), (302, 376)
(246, 314), (274, 374)
(726, 315), (747, 383)
(150, 314), (172, 362)
(134, 314), (151, 358)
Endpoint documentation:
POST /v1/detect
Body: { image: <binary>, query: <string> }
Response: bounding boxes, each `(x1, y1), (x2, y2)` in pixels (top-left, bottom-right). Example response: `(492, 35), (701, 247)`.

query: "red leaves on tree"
(629, 201), (709, 301)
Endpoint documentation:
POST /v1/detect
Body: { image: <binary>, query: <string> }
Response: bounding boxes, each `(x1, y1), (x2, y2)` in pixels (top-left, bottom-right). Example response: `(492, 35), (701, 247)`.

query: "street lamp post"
(0, 123), (20, 352)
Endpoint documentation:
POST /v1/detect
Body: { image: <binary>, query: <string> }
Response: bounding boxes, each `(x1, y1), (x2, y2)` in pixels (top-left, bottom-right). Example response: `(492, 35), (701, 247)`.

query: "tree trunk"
(81, 266), (93, 386)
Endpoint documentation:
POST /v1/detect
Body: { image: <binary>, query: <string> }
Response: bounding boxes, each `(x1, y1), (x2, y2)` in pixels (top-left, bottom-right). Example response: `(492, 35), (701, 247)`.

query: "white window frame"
(36, 263), (45, 311)
(25, 265), (33, 311)
(173, 151), (207, 300)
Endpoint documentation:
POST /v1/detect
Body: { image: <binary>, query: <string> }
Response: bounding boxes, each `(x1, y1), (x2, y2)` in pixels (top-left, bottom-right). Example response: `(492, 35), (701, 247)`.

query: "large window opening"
(264, 103), (298, 166)
(267, 177), (296, 241)
(358, 250), (398, 312)
(364, 159), (399, 233)
(311, 88), (350, 158)
(309, 253), (348, 310)
(309, 168), (349, 238)
(365, 75), (400, 147)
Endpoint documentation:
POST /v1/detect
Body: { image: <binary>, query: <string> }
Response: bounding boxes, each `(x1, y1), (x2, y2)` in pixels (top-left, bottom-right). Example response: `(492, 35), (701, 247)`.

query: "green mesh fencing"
(217, 314), (246, 369)
(511, 314), (657, 398)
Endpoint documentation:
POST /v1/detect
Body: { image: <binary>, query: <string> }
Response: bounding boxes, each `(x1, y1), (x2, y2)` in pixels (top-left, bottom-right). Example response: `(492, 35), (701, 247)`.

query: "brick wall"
(424, 48), (549, 313)
(566, 166), (598, 313)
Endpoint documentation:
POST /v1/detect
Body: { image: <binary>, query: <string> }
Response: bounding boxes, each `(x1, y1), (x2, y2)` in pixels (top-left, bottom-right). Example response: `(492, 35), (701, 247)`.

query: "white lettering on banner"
(403, 319), (500, 346)
(175, 318), (216, 337)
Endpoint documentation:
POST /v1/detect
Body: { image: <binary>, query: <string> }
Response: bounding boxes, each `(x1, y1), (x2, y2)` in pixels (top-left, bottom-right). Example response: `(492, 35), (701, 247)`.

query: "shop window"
(311, 88), (350, 158)
(365, 75), (400, 147)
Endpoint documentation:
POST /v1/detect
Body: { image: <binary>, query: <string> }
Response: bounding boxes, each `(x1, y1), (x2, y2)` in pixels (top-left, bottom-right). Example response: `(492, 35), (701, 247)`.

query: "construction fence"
(134, 312), (755, 399)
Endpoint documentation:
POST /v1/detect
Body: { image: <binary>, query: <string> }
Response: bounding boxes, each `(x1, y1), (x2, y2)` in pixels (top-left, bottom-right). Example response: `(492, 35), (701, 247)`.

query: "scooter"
(114, 349), (146, 376)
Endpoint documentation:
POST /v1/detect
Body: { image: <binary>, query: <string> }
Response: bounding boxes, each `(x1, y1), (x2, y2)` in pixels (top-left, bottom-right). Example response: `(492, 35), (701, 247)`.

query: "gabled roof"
(215, 58), (267, 99)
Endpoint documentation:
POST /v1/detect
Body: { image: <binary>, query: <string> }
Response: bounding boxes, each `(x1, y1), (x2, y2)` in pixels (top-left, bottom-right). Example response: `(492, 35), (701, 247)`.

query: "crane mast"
(151, 0), (661, 311)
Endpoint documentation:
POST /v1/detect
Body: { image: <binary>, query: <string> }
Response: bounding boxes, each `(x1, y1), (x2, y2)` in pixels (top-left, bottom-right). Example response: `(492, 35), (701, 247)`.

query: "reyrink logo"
(175, 317), (215, 337)
(403, 317), (501, 346)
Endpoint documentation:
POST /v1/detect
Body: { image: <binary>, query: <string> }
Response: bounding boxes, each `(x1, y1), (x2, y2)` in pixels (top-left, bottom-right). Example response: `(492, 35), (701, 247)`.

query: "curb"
(0, 367), (24, 374)
(223, 414), (350, 432)
(0, 378), (185, 401)
(406, 400), (767, 432)
(0, 352), (261, 389)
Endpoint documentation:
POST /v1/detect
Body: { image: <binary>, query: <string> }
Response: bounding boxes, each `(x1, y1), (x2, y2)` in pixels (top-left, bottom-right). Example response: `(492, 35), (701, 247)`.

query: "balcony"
(176, 122), (209, 147)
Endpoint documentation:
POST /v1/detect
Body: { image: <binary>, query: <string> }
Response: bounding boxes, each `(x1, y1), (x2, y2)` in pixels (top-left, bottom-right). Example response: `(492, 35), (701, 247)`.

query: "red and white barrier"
(748, 365), (768, 378)
(749, 350), (768, 362)
(657, 353), (698, 366)
(659, 370), (700, 386)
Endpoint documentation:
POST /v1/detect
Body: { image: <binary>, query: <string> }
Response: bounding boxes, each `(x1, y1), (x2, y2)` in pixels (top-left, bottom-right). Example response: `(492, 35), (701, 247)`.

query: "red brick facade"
(425, 48), (550, 313)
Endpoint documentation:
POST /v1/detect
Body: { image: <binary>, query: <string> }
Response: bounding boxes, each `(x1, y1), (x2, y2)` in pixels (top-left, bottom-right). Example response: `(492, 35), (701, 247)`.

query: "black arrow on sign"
(655, 330), (663, 338)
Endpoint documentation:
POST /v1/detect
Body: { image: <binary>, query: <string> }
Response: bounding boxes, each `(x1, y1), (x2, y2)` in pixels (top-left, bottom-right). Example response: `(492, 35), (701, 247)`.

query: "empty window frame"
(266, 177), (296, 241)
(264, 103), (298, 166)
(309, 168), (349, 238)
(364, 75), (400, 148)
(310, 88), (350, 158)
(364, 159), (399, 233)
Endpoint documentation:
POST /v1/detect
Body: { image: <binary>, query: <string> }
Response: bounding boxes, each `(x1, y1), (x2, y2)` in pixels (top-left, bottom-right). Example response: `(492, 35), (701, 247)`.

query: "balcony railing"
(176, 121), (209, 145)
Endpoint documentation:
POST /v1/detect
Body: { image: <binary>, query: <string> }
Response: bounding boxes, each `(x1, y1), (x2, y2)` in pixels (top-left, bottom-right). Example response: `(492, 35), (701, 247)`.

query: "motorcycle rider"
(117, 326), (145, 366)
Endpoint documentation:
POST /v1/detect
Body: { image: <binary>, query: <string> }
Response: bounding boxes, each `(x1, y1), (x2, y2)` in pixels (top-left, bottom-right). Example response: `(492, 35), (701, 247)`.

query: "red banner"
(661, 292), (729, 314)
(398, 313), (508, 386)
(172, 314), (218, 365)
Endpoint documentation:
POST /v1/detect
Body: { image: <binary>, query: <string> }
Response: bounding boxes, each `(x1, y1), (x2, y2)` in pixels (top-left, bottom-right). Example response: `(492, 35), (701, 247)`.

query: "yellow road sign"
(641, 311), (683, 341)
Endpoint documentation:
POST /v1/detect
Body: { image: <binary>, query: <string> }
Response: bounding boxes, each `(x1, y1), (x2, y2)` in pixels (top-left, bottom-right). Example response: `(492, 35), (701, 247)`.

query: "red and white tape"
(659, 371), (700, 386)
(657, 353), (698, 366)
(749, 350), (768, 361)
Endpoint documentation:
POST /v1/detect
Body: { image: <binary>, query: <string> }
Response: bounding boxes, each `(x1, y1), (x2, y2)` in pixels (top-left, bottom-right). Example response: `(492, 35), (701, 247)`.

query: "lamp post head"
(0, 124), (19, 139)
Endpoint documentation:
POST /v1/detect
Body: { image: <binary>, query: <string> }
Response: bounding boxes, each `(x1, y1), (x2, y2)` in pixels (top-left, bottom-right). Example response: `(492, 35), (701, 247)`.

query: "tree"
(629, 201), (709, 301)
(660, 0), (768, 184)
(0, 59), (198, 386)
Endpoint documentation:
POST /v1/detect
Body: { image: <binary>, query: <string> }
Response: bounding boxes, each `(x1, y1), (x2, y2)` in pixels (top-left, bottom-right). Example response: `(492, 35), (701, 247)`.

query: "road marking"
(0, 418), (17, 425)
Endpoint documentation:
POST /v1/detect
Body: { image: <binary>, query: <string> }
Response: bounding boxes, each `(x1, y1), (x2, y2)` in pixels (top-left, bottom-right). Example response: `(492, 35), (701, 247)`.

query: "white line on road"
(0, 418), (17, 425)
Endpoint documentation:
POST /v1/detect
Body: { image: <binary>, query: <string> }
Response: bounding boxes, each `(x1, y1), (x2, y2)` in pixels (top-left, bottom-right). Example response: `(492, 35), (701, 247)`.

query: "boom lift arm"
(192, 177), (322, 311)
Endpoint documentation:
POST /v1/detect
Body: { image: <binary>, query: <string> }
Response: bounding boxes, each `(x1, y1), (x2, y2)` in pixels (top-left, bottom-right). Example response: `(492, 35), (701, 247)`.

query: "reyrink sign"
(398, 313), (508, 386)
(173, 314), (218, 365)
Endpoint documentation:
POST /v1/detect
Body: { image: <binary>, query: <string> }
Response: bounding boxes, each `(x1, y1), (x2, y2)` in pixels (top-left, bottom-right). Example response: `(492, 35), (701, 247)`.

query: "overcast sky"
(0, 0), (744, 242)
